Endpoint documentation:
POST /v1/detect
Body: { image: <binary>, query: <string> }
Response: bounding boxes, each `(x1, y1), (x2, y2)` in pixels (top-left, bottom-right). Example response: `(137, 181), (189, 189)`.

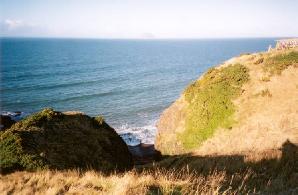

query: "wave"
(116, 123), (157, 146)
(1, 111), (30, 121)
(1, 111), (157, 146)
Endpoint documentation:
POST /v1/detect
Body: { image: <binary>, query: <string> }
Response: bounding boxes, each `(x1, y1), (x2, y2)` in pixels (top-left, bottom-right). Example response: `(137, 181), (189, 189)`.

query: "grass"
(254, 57), (264, 65)
(0, 168), (276, 195)
(260, 76), (270, 82)
(180, 64), (249, 150)
(254, 89), (272, 98)
(263, 51), (298, 75)
(0, 128), (47, 173)
(0, 169), (230, 195)
(1, 141), (297, 195)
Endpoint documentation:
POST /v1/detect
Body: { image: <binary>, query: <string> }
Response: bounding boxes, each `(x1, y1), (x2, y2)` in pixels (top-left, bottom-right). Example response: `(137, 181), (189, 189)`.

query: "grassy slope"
(180, 50), (298, 151)
(195, 48), (298, 155)
(181, 64), (249, 149)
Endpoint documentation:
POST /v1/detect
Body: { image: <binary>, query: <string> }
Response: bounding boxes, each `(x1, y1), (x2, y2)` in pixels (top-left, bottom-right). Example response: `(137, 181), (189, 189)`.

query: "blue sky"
(1, 0), (297, 38)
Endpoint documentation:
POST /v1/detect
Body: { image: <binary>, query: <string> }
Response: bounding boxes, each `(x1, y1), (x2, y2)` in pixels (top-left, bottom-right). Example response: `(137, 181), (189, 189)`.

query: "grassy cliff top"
(156, 48), (298, 154)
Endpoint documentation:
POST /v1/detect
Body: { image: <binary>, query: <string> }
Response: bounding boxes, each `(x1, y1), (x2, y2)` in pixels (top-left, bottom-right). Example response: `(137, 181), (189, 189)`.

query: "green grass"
(0, 109), (55, 172)
(179, 64), (249, 150)
(0, 130), (46, 173)
(264, 51), (298, 75)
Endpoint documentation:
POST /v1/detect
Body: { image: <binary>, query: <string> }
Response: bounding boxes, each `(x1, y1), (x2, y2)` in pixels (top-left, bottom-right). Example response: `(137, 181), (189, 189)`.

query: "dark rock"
(128, 143), (161, 165)
(0, 115), (16, 131)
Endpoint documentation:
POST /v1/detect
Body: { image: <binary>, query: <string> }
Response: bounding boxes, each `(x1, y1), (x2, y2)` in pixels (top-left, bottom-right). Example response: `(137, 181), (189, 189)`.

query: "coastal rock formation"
(0, 108), (133, 173)
(128, 143), (161, 165)
(156, 48), (298, 155)
(0, 115), (16, 131)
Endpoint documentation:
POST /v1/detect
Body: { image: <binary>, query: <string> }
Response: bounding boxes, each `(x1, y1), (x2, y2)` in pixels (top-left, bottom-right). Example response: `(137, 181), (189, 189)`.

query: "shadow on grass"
(140, 140), (298, 193)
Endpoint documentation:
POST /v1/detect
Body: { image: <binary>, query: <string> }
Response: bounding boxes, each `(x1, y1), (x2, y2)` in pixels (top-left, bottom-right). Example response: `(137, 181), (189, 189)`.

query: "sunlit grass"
(264, 51), (298, 75)
(180, 64), (249, 149)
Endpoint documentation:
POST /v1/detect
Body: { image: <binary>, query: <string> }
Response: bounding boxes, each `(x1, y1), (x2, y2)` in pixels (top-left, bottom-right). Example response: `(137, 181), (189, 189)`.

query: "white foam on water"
(1, 111), (157, 146)
(116, 122), (157, 146)
(1, 111), (30, 121)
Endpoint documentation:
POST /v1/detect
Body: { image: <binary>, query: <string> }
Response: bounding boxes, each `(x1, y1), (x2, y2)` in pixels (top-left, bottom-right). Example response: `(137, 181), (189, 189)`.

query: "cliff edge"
(156, 48), (298, 155)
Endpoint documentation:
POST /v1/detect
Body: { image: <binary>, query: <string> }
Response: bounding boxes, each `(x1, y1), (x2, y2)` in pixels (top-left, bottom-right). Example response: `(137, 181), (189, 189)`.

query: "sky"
(1, 0), (298, 38)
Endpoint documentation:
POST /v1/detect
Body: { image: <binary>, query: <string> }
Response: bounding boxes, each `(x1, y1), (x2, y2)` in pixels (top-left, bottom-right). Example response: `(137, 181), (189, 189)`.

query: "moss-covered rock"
(0, 108), (133, 173)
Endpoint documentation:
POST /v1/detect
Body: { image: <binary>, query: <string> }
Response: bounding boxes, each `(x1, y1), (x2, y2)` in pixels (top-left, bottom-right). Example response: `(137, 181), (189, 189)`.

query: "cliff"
(156, 48), (298, 155)
(0, 108), (133, 173)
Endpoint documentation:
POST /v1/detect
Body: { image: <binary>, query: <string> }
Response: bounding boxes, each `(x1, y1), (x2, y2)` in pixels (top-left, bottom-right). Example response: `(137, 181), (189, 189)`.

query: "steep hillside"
(156, 48), (298, 155)
(0, 108), (133, 173)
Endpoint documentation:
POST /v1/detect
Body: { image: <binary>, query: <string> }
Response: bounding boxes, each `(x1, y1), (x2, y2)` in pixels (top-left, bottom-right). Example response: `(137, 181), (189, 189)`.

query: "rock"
(155, 96), (188, 155)
(0, 115), (16, 131)
(0, 108), (133, 173)
(128, 143), (161, 165)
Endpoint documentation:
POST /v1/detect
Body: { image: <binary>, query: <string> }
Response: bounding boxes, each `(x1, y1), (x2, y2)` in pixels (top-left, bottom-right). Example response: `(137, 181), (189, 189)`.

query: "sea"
(0, 38), (276, 145)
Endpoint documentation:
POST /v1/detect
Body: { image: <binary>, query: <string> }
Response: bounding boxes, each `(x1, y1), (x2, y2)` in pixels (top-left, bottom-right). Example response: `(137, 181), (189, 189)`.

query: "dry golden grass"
(195, 48), (298, 156)
(156, 48), (298, 156)
(0, 169), (233, 195)
(0, 168), (272, 195)
(1, 141), (297, 195)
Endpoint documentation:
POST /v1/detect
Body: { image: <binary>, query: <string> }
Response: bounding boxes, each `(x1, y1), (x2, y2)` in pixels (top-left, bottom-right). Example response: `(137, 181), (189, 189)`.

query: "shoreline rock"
(128, 143), (161, 165)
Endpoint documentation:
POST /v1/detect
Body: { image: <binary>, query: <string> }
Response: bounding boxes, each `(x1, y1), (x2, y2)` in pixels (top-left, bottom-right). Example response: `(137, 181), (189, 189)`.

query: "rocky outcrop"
(0, 115), (15, 131)
(0, 108), (133, 173)
(155, 96), (188, 154)
(128, 143), (161, 165)
(156, 48), (298, 155)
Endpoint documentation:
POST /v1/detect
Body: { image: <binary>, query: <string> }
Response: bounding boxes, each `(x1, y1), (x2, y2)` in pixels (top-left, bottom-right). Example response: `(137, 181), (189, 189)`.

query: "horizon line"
(0, 36), (295, 40)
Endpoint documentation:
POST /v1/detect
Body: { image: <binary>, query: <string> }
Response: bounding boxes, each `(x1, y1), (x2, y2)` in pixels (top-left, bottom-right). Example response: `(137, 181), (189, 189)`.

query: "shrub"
(0, 108), (133, 173)
(254, 89), (272, 98)
(254, 57), (264, 65)
(260, 76), (270, 82)
(263, 51), (298, 75)
(180, 64), (249, 149)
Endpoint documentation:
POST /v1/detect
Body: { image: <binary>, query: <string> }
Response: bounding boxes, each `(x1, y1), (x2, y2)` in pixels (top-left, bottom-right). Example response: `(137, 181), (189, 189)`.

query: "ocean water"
(0, 38), (276, 145)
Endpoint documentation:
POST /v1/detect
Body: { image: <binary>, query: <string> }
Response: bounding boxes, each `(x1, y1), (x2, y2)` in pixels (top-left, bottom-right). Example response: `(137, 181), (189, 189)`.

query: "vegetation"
(0, 108), (133, 173)
(0, 131), (46, 173)
(263, 51), (298, 75)
(180, 64), (249, 149)
(254, 89), (272, 98)
(1, 140), (297, 194)
(260, 76), (270, 82)
(254, 57), (264, 65)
